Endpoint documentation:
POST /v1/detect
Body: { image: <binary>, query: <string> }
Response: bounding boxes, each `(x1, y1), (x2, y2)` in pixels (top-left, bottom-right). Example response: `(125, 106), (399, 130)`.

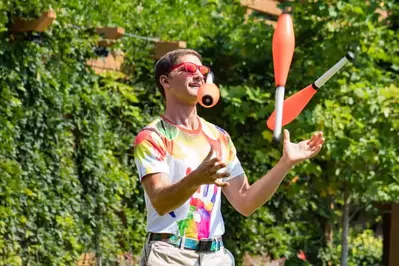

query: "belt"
(148, 233), (223, 252)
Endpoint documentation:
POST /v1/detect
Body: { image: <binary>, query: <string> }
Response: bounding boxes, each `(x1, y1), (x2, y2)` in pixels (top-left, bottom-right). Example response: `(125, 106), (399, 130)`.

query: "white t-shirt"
(134, 116), (245, 240)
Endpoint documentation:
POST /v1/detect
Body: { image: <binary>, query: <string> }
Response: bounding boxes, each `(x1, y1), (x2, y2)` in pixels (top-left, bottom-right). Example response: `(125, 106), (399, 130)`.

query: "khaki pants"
(140, 239), (235, 266)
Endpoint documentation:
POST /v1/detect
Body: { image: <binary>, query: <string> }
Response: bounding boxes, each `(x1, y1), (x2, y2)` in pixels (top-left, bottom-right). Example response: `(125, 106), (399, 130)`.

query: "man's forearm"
(151, 174), (200, 216)
(242, 158), (294, 216)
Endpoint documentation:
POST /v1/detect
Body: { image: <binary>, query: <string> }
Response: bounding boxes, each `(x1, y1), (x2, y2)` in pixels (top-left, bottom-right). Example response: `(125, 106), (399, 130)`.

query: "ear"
(160, 75), (170, 90)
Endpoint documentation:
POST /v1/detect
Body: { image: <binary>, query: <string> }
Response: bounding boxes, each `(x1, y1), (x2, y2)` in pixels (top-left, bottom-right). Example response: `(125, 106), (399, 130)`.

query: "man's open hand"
(282, 129), (325, 165)
(189, 147), (230, 187)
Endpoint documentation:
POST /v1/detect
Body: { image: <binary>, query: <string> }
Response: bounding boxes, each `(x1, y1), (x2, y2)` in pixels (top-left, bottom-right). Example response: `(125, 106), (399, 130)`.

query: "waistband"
(148, 233), (223, 252)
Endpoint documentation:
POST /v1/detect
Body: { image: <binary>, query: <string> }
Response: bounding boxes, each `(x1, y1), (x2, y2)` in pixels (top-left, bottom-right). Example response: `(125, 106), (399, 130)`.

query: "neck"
(163, 97), (199, 131)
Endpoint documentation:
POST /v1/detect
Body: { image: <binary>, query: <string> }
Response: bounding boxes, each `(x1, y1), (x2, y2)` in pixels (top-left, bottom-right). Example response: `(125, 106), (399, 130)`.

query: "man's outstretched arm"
(222, 129), (324, 217)
(222, 159), (292, 217)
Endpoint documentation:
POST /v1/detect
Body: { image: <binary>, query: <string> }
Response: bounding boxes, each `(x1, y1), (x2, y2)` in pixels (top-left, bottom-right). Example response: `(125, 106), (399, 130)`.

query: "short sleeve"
(223, 133), (245, 182)
(133, 129), (170, 181)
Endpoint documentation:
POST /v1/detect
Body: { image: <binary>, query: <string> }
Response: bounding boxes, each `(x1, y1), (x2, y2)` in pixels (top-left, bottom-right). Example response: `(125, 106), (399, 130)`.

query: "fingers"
(310, 143), (323, 155)
(217, 171), (230, 179)
(198, 146), (231, 186)
(203, 146), (220, 171)
(211, 162), (226, 172)
(214, 179), (230, 187)
(315, 135), (325, 147)
(213, 170), (230, 182)
(209, 157), (220, 165)
(308, 131), (324, 148)
(205, 146), (214, 160)
(283, 129), (290, 143)
(310, 135), (325, 154)
(306, 132), (317, 146)
(205, 146), (221, 166)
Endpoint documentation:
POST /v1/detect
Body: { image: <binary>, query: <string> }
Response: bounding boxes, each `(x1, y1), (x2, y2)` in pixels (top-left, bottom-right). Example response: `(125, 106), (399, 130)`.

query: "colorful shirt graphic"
(134, 116), (244, 240)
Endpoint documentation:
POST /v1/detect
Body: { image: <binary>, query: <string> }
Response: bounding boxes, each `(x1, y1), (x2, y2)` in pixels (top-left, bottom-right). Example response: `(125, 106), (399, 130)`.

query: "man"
(134, 49), (324, 265)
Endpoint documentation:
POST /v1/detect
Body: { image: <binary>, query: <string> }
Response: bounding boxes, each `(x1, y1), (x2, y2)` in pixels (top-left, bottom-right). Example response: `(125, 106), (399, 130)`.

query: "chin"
(187, 88), (198, 96)
(188, 94), (199, 105)
(176, 93), (197, 106)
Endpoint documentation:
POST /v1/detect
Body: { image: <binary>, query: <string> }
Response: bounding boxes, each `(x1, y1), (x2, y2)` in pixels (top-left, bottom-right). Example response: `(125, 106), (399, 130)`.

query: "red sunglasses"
(169, 62), (210, 76)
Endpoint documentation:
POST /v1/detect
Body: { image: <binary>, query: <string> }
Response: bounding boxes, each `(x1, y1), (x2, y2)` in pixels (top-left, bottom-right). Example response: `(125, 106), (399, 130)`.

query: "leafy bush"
(318, 230), (383, 266)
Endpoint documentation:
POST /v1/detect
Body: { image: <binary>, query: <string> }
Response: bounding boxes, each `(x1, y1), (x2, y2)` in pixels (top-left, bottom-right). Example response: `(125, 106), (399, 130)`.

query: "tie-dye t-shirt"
(134, 115), (244, 240)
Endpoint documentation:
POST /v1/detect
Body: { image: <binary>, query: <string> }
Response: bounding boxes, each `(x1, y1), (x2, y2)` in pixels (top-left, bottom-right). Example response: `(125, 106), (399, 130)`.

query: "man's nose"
(193, 70), (204, 82)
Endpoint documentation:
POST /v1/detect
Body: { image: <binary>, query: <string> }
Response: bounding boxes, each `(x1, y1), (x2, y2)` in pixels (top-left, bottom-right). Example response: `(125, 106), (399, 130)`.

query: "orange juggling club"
(267, 52), (355, 130)
(197, 72), (220, 108)
(272, 12), (295, 141)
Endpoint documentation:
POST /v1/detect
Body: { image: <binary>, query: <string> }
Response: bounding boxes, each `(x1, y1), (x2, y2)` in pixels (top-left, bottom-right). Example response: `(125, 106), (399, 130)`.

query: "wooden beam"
(86, 51), (125, 74)
(11, 10), (56, 32)
(96, 27), (125, 40)
(243, 6), (277, 27)
(154, 41), (187, 59)
(241, 0), (282, 17)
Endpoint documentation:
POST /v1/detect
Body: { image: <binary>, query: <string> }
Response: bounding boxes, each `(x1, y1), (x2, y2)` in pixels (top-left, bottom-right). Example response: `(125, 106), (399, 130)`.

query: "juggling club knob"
(202, 95), (214, 106)
(197, 83), (220, 108)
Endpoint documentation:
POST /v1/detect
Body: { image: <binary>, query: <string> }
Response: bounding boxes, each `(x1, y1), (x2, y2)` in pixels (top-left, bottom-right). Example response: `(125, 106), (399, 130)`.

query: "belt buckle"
(198, 239), (213, 252)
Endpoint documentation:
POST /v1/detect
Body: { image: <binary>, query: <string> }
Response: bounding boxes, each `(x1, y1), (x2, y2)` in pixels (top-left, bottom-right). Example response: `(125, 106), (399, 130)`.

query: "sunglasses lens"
(185, 63), (197, 73)
(199, 66), (210, 75)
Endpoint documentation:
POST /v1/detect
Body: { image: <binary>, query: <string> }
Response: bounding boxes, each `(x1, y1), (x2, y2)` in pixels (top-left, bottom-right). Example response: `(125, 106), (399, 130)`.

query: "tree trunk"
(325, 222), (333, 245)
(326, 221), (334, 266)
(325, 200), (335, 266)
(340, 183), (350, 266)
(325, 201), (335, 246)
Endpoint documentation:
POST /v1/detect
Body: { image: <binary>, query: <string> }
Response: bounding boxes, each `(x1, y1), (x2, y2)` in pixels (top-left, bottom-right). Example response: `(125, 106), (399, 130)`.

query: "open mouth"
(189, 83), (201, 89)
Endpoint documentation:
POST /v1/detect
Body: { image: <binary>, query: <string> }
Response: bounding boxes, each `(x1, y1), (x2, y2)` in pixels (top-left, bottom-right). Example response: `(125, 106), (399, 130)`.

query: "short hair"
(154, 49), (202, 99)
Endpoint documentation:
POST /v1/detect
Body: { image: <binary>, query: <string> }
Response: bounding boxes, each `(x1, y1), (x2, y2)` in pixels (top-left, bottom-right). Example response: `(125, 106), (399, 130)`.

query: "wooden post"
(390, 203), (399, 266)
(86, 50), (125, 74)
(376, 203), (399, 266)
(10, 10), (56, 32)
(382, 210), (391, 266)
(76, 252), (96, 266)
(86, 27), (126, 74)
(154, 41), (187, 59)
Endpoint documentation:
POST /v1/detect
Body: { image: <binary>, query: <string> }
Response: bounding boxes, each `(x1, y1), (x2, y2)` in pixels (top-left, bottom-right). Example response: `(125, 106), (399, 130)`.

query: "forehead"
(175, 54), (202, 65)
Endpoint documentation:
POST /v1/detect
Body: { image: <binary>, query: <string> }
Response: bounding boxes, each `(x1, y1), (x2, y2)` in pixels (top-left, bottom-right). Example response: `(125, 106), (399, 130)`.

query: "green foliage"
(318, 230), (383, 266)
(0, 0), (398, 265)
(0, 2), (155, 263)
